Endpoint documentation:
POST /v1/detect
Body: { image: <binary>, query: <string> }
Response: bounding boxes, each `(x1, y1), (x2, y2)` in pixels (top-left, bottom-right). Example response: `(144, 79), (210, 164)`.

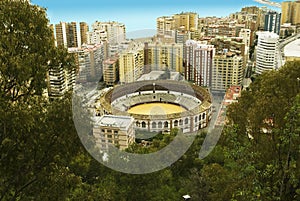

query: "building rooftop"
(224, 85), (242, 105)
(94, 115), (134, 130)
(284, 39), (300, 58)
(137, 71), (181, 81)
(256, 31), (279, 39)
(103, 57), (118, 65)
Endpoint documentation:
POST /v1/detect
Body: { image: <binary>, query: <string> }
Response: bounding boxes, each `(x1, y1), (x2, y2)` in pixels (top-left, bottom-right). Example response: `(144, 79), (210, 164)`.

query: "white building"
(185, 40), (215, 87)
(47, 64), (76, 98)
(239, 28), (251, 55)
(255, 31), (279, 74)
(88, 21), (126, 45)
(69, 44), (105, 83)
(93, 115), (135, 150)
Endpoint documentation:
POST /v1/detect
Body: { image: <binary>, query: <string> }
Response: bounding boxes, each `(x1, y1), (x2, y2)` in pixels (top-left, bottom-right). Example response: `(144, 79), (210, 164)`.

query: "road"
(277, 33), (300, 69)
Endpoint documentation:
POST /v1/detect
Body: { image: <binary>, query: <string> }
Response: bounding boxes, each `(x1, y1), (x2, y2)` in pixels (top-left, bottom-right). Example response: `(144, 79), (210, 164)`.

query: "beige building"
(281, 1), (300, 25)
(173, 12), (198, 31)
(103, 57), (119, 86)
(80, 22), (89, 45)
(212, 52), (244, 90)
(157, 16), (175, 36)
(144, 42), (183, 73)
(119, 45), (144, 84)
(156, 12), (198, 37)
(55, 22), (78, 48)
(93, 115), (135, 150)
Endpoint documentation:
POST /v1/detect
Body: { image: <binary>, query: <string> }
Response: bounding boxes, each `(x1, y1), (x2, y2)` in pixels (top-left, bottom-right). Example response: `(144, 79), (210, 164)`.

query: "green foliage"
(1, 1), (299, 199)
(0, 0), (75, 102)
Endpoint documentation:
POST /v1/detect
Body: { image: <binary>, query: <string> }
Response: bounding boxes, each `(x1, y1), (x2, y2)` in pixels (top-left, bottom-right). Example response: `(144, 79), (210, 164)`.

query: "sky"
(31, 0), (282, 33)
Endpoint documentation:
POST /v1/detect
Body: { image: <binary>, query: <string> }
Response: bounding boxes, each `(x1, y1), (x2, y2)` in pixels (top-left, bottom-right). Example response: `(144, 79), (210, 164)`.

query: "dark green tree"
(0, 0), (72, 102)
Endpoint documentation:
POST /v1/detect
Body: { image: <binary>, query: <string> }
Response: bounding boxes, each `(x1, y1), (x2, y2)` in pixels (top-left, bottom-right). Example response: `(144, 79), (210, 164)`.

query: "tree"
(0, 0), (65, 102)
(224, 61), (300, 200)
(0, 1), (83, 199)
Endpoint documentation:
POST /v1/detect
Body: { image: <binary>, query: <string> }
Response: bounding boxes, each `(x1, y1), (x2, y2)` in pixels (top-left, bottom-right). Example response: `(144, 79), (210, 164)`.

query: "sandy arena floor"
(127, 103), (186, 115)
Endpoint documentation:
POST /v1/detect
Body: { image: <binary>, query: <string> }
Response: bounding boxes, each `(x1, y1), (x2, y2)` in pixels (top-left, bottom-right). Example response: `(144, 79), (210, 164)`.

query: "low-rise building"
(93, 115), (135, 150)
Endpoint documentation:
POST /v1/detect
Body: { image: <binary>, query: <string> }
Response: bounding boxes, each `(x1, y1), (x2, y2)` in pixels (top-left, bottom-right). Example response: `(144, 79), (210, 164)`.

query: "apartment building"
(185, 40), (215, 87)
(93, 115), (135, 150)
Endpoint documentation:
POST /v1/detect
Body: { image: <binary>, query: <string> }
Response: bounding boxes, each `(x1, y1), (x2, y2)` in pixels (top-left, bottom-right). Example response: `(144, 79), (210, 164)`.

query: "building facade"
(47, 64), (76, 98)
(264, 11), (281, 35)
(185, 40), (215, 87)
(93, 115), (135, 150)
(144, 42), (183, 73)
(103, 57), (119, 86)
(69, 44), (105, 83)
(55, 22), (78, 48)
(80, 22), (89, 45)
(281, 1), (300, 25)
(212, 53), (244, 91)
(119, 45), (144, 84)
(255, 31), (279, 74)
(173, 12), (198, 31)
(88, 21), (126, 45)
(156, 16), (175, 36)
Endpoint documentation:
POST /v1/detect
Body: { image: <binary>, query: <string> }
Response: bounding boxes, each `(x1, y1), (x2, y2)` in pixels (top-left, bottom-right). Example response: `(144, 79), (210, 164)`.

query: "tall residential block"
(264, 11), (281, 35)
(69, 44), (105, 83)
(239, 29), (251, 54)
(119, 45), (144, 84)
(144, 42), (183, 73)
(55, 22), (78, 48)
(156, 12), (198, 37)
(47, 64), (76, 98)
(212, 52), (244, 91)
(103, 57), (119, 86)
(173, 12), (198, 31)
(185, 40), (215, 87)
(93, 115), (135, 150)
(281, 1), (300, 25)
(156, 16), (175, 36)
(80, 22), (89, 45)
(89, 21), (126, 45)
(255, 31), (279, 74)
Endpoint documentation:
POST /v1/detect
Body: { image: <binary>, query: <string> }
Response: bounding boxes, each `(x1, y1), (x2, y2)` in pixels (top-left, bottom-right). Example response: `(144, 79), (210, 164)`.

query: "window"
(107, 135), (112, 138)
(179, 119), (183, 125)
(114, 131), (118, 134)
(195, 116), (198, 123)
(158, 122), (162, 128)
(164, 121), (168, 128)
(142, 122), (146, 128)
(185, 118), (189, 125)
(108, 140), (112, 143)
(107, 130), (112, 133)
(174, 120), (178, 127)
(152, 122), (157, 128)
(101, 129), (105, 133)
(202, 113), (206, 120)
